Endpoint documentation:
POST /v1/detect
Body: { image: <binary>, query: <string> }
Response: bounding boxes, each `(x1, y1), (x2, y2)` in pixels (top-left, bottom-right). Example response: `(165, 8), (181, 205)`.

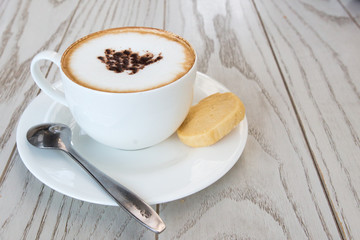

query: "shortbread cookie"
(177, 92), (245, 147)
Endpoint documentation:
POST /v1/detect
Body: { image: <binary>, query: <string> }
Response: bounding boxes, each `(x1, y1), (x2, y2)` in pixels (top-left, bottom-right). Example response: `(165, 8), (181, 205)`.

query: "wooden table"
(1, 0), (359, 239)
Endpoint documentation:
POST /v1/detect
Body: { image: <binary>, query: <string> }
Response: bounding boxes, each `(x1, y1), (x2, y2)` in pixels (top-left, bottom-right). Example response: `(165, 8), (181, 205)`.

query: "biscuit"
(177, 92), (245, 147)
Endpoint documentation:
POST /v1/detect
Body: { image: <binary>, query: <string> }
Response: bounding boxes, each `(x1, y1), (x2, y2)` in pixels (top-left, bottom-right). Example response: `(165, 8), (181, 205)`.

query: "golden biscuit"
(177, 92), (245, 147)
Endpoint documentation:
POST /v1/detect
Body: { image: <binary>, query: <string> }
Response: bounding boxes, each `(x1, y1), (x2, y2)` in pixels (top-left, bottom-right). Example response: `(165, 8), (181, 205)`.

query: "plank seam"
(336, 0), (360, 29)
(251, 0), (346, 239)
(163, 0), (167, 30)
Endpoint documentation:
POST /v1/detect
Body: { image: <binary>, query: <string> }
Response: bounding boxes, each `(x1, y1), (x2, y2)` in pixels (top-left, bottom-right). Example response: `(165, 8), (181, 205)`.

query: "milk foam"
(62, 29), (195, 92)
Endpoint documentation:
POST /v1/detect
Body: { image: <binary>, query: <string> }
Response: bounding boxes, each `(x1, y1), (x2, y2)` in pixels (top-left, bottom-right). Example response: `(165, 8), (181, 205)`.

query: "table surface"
(1, 0), (359, 239)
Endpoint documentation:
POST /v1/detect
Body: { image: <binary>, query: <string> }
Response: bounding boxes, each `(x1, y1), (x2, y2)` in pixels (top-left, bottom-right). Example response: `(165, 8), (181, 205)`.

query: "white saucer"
(16, 72), (248, 205)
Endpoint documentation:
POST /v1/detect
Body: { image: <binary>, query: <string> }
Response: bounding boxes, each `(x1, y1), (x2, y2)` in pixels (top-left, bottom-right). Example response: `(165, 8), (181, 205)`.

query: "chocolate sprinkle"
(97, 48), (162, 75)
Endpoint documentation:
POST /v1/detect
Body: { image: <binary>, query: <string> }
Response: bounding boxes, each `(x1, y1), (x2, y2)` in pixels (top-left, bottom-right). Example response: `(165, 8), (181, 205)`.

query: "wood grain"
(1, 0), (359, 239)
(338, 0), (360, 28)
(0, 0), (164, 239)
(0, 0), (80, 177)
(0, 151), (154, 239)
(253, 0), (360, 238)
(159, 0), (341, 239)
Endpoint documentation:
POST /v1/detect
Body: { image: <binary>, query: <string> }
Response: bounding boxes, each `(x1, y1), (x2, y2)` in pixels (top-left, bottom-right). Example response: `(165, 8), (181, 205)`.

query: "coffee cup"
(30, 27), (197, 150)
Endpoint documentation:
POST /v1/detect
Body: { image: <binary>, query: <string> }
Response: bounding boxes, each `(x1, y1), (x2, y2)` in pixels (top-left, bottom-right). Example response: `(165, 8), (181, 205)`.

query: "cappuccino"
(61, 27), (196, 92)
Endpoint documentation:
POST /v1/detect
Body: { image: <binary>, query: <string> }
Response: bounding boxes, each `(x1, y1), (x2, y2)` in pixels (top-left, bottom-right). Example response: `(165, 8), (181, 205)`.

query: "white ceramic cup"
(30, 28), (197, 150)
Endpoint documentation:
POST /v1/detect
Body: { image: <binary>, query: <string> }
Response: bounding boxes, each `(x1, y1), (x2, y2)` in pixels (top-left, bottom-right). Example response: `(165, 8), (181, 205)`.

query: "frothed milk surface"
(62, 28), (195, 92)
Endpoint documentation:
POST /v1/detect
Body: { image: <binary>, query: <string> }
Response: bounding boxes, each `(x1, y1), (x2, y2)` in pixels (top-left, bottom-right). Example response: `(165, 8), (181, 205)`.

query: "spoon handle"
(64, 147), (166, 233)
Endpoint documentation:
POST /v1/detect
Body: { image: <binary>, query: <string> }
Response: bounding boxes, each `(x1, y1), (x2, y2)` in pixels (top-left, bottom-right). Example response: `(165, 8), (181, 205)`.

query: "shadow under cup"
(31, 27), (197, 150)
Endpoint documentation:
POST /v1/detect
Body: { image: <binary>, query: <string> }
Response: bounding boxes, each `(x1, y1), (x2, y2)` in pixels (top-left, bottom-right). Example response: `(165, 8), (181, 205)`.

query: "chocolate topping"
(98, 48), (163, 75)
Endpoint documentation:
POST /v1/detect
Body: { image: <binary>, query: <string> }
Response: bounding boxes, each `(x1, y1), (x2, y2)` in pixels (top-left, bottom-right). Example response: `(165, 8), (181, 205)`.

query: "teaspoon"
(26, 123), (166, 234)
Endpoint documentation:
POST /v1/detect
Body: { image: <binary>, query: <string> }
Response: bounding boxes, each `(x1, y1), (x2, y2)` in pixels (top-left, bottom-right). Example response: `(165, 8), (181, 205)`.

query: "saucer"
(16, 72), (248, 205)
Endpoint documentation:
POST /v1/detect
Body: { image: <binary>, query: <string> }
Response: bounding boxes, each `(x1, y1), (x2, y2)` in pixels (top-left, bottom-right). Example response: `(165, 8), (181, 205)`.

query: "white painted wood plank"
(254, 0), (360, 238)
(159, 0), (341, 239)
(0, 0), (79, 176)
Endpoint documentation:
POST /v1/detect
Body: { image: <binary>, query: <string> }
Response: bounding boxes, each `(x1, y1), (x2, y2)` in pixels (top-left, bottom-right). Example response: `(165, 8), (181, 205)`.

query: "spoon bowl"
(27, 123), (71, 150)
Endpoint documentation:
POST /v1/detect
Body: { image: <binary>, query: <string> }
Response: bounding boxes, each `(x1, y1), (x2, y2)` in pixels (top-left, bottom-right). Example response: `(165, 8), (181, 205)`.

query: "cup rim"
(60, 27), (197, 94)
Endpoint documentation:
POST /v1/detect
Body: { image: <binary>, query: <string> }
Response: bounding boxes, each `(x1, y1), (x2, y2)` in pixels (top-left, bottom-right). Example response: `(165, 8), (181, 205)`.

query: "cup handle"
(30, 51), (68, 106)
